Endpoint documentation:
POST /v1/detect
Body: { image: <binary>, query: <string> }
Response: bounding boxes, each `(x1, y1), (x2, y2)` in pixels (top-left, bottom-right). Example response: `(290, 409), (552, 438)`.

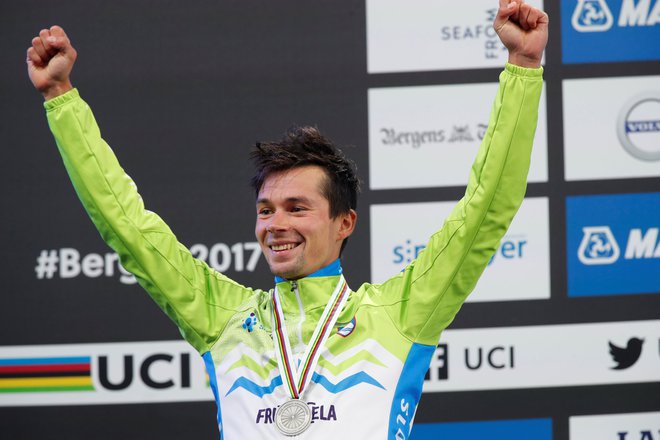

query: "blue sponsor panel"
(566, 192), (660, 297)
(561, 0), (660, 63)
(411, 418), (552, 440)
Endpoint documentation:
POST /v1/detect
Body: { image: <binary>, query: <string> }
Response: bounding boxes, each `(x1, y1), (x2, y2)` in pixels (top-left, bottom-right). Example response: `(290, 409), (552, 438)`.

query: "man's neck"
(274, 259), (342, 284)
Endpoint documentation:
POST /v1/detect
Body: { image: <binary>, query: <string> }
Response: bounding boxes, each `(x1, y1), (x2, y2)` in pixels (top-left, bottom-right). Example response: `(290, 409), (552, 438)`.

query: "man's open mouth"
(270, 243), (299, 251)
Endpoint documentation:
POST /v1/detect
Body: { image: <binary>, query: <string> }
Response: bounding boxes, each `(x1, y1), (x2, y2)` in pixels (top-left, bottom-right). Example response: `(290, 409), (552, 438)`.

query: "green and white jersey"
(45, 64), (543, 439)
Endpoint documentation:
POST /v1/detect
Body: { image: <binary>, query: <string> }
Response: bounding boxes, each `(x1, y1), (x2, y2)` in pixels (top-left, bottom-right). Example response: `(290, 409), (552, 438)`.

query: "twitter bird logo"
(609, 337), (644, 370)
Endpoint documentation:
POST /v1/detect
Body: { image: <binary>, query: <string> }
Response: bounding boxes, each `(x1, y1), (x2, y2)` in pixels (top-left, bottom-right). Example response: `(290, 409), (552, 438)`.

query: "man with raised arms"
(28, 1), (548, 438)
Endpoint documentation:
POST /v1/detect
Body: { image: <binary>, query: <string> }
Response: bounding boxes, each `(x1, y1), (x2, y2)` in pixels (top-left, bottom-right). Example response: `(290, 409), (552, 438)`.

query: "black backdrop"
(1, 1), (659, 439)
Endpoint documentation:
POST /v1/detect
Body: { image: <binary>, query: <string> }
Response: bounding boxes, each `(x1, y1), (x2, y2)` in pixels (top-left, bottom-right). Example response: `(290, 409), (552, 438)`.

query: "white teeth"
(271, 243), (296, 251)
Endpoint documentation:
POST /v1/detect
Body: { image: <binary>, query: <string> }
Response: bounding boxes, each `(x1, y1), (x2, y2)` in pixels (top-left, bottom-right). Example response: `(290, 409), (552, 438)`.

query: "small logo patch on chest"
(337, 317), (356, 337)
(242, 312), (258, 332)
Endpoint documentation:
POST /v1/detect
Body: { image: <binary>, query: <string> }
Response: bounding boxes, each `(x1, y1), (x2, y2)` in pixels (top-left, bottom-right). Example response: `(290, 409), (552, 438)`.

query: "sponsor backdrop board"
(569, 411), (660, 439)
(424, 320), (660, 392)
(368, 82), (548, 189)
(0, 341), (209, 407)
(371, 197), (550, 302)
(366, 0), (545, 73)
(412, 418), (552, 440)
(563, 75), (660, 181)
(561, 0), (660, 64)
(566, 192), (660, 297)
(1, 0), (659, 439)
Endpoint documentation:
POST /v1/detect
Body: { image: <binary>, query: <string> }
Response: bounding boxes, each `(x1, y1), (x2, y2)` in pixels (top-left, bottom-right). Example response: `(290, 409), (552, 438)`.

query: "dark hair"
(250, 126), (360, 218)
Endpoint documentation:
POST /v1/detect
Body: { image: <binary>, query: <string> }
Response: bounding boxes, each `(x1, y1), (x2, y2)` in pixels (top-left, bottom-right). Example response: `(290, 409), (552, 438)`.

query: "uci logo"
(578, 226), (620, 265)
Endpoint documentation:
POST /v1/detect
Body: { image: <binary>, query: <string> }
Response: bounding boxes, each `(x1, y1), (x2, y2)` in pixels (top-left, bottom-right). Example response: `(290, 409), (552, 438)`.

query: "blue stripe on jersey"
(388, 343), (436, 440)
(225, 375), (283, 398)
(203, 351), (224, 440)
(311, 371), (385, 393)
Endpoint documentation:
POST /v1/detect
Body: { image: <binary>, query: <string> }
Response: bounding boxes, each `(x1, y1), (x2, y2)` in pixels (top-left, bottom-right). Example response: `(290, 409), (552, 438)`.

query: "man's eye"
(292, 206), (306, 212)
(259, 208), (272, 215)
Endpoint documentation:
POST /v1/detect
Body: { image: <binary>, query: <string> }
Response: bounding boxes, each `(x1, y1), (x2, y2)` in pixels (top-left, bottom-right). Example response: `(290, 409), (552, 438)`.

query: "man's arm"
(27, 27), (254, 353)
(378, 0), (548, 345)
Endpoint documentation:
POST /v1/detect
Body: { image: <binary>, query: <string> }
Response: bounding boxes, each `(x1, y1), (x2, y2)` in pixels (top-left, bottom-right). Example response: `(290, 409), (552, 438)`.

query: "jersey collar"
(273, 259), (345, 313)
(273, 258), (342, 283)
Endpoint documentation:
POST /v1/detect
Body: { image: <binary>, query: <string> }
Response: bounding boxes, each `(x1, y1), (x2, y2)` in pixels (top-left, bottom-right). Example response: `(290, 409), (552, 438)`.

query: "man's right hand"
(27, 26), (77, 101)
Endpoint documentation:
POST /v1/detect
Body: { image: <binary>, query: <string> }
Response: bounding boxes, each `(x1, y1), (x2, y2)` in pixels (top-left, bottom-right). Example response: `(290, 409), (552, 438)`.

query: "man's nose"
(266, 211), (290, 233)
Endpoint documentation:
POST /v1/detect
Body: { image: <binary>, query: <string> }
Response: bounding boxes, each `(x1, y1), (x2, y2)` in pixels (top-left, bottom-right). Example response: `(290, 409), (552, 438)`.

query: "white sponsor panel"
(563, 75), (660, 181)
(370, 197), (550, 302)
(570, 411), (660, 439)
(0, 341), (211, 407)
(423, 320), (660, 392)
(368, 82), (548, 189)
(366, 0), (545, 73)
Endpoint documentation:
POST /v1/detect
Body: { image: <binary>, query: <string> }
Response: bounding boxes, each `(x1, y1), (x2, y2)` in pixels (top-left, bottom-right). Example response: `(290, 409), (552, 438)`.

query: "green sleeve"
(44, 90), (254, 353)
(379, 64), (544, 345)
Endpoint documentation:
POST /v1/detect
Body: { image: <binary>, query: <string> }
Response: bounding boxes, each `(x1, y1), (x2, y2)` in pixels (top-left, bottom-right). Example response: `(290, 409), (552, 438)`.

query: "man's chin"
(269, 264), (303, 281)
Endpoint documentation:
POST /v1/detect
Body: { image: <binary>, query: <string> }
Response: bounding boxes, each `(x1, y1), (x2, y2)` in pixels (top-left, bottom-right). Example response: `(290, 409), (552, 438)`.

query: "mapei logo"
(567, 192), (660, 297)
(578, 226), (660, 265)
(578, 226), (620, 265)
(617, 93), (660, 161)
(572, 0), (614, 31)
(572, 0), (660, 32)
(562, 0), (660, 63)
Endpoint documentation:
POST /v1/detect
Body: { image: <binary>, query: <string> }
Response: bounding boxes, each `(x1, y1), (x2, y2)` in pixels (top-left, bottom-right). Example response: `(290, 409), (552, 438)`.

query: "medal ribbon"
(272, 276), (349, 399)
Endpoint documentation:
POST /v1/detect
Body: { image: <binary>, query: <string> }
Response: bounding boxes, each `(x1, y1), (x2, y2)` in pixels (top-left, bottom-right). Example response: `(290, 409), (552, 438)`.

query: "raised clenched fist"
(493, 0), (549, 68)
(27, 26), (77, 100)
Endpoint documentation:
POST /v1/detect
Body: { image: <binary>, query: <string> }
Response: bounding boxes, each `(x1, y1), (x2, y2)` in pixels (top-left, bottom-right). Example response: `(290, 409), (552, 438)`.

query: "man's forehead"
(257, 194), (315, 205)
(257, 166), (328, 200)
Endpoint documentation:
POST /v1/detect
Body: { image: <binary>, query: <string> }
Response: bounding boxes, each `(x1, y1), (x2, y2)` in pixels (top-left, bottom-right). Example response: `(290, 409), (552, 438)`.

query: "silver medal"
(275, 399), (312, 436)
(271, 277), (348, 436)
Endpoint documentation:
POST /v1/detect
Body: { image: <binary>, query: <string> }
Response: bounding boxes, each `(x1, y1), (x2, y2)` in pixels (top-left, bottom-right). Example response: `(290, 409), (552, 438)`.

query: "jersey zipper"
(291, 280), (306, 363)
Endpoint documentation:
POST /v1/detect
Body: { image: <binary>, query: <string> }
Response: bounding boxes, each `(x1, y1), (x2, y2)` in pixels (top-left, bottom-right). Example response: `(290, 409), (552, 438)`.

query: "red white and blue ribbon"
(272, 276), (349, 399)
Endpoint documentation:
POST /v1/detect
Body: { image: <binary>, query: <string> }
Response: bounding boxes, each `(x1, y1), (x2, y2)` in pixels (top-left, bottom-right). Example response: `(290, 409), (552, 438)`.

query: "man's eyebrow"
(256, 196), (313, 205)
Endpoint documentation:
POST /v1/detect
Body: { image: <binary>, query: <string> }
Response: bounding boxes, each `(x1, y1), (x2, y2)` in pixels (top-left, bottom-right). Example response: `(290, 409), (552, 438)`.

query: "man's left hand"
(494, 0), (549, 68)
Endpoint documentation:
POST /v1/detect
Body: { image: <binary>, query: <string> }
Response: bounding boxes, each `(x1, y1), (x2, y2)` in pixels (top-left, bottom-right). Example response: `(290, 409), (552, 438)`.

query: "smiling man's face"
(255, 165), (355, 280)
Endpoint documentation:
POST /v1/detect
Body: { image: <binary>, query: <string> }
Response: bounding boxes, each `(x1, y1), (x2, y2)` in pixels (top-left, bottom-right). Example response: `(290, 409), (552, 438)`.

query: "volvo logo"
(617, 92), (660, 161)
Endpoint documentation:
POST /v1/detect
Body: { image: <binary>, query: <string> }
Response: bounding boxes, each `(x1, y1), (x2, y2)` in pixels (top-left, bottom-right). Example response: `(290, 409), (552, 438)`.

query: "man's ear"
(337, 209), (357, 241)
